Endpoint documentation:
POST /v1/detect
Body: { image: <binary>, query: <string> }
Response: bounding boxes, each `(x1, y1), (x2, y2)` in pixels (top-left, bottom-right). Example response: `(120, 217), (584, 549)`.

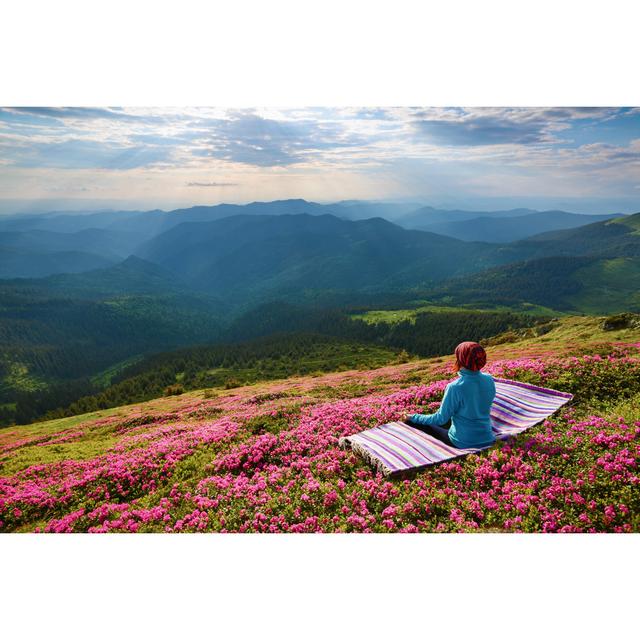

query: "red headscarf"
(454, 341), (487, 371)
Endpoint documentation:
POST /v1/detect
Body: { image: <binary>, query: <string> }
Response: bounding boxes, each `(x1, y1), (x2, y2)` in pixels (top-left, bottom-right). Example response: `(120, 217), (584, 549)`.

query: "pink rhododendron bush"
(1, 343), (639, 533)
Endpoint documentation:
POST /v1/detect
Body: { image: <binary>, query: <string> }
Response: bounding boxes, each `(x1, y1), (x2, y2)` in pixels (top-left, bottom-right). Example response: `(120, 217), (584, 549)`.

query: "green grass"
(1, 431), (120, 475)
(611, 212), (640, 234)
(350, 302), (559, 325)
(0, 404), (130, 475)
(596, 391), (640, 425)
(2, 407), (122, 439)
(350, 302), (479, 324)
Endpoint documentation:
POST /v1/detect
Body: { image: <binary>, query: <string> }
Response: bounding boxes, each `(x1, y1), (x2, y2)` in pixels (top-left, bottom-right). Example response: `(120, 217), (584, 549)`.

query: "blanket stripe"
(339, 378), (573, 476)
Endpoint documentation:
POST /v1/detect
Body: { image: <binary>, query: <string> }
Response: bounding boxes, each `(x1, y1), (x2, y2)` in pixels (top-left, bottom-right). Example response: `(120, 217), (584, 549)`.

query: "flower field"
(1, 317), (639, 533)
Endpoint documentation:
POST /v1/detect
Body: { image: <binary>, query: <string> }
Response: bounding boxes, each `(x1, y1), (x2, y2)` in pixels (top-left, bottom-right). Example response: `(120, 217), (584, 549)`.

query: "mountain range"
(0, 201), (638, 308)
(1, 199), (639, 427)
(0, 199), (628, 278)
(407, 210), (622, 242)
(130, 209), (638, 304)
(134, 213), (508, 302)
(0, 206), (636, 316)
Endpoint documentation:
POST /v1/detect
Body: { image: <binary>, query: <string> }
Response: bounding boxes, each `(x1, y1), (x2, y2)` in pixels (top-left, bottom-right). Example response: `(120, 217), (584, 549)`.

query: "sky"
(0, 106), (639, 215)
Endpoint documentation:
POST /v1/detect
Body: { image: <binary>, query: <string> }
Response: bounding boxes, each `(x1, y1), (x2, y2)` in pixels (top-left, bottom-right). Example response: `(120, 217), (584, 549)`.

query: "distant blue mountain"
(0, 199), (632, 279)
(0, 227), (142, 260)
(410, 210), (624, 242)
(134, 213), (513, 303)
(396, 206), (538, 228)
(331, 201), (425, 220)
(0, 245), (114, 278)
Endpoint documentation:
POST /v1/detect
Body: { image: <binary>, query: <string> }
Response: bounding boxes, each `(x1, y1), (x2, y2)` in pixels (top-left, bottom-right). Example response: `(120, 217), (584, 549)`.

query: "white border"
(2, 0), (640, 105)
(1, 1), (638, 637)
(1, 533), (638, 639)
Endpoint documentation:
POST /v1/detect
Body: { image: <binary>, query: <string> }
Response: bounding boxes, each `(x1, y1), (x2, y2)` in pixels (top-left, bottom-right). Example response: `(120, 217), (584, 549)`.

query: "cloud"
(352, 108), (395, 120)
(409, 107), (627, 147)
(193, 112), (369, 167)
(5, 138), (173, 170)
(414, 116), (548, 145)
(1, 107), (141, 121)
(45, 184), (91, 193)
(410, 109), (555, 146)
(536, 107), (617, 120)
(186, 181), (238, 187)
(1, 107), (639, 205)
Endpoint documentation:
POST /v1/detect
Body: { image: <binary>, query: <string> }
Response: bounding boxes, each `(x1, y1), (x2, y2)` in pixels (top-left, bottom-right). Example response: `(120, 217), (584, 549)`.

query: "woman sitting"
(406, 341), (496, 448)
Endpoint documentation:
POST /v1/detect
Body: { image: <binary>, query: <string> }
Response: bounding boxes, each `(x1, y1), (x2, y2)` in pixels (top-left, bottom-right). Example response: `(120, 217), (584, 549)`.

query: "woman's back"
(446, 368), (496, 448)
(407, 341), (497, 449)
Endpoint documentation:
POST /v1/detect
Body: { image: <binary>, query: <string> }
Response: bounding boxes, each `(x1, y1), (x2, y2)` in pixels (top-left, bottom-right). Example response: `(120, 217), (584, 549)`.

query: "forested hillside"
(431, 255), (640, 313)
(413, 211), (621, 242)
(1, 203), (638, 429)
(2, 306), (538, 426)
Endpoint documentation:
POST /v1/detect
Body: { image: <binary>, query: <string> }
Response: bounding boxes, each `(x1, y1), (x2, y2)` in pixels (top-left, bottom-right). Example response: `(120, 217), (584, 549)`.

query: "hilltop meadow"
(2, 315), (638, 533)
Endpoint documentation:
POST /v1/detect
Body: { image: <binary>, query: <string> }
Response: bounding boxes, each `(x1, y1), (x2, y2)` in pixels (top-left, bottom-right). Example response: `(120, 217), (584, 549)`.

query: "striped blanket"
(339, 378), (573, 477)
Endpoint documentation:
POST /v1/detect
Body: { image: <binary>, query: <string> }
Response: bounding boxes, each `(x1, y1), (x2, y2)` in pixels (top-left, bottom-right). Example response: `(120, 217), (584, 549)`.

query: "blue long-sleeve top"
(410, 368), (497, 448)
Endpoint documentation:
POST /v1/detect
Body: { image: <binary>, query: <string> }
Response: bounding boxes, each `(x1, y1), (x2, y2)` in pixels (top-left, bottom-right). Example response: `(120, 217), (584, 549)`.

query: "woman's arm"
(408, 383), (459, 427)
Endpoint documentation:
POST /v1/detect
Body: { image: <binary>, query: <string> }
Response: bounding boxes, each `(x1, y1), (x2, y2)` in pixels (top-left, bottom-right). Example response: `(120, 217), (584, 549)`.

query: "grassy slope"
(3, 315), (638, 467)
(611, 213), (640, 233)
(1, 315), (639, 532)
(350, 302), (559, 324)
(569, 258), (640, 313)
